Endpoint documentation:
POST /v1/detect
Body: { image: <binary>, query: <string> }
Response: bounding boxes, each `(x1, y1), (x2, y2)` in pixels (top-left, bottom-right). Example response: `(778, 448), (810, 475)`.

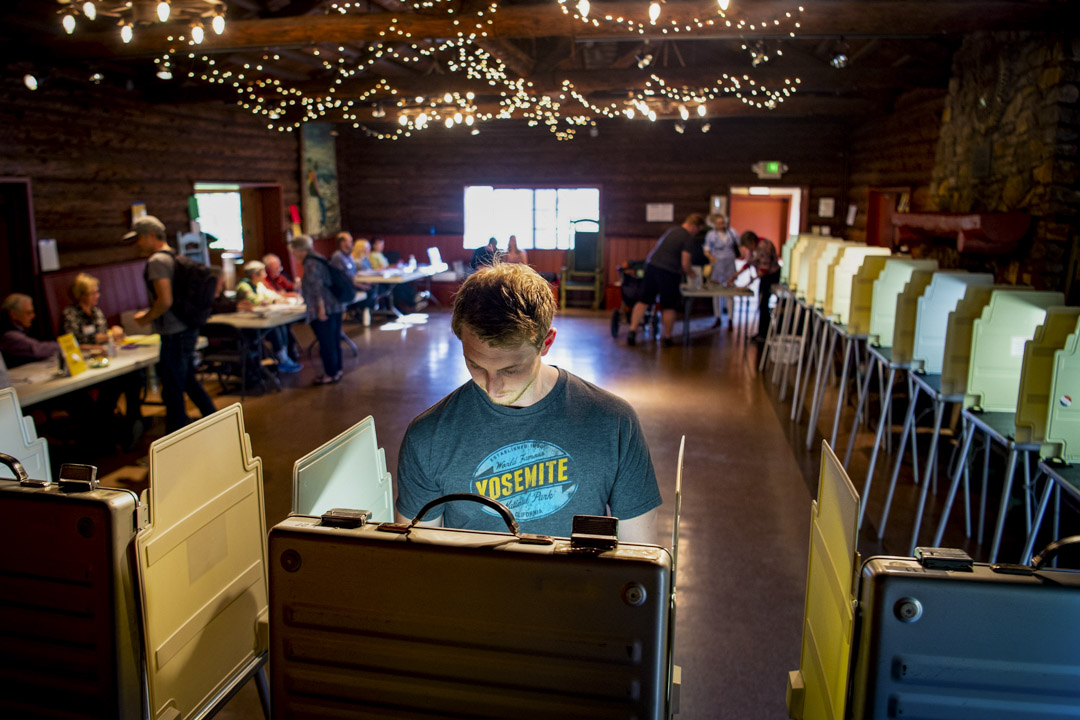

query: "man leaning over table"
(395, 263), (662, 544)
(128, 215), (217, 433)
(0, 293), (60, 369)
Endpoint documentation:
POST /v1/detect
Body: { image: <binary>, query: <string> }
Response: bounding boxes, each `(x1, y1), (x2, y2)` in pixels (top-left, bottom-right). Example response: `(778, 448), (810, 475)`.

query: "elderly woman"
(61, 273), (124, 346)
(703, 214), (740, 328)
(60, 274), (143, 446)
(236, 260), (302, 374)
(290, 234), (344, 384)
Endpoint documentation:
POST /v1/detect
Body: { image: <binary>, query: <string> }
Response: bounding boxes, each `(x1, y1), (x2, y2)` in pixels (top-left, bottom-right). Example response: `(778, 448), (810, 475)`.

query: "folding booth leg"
(844, 344), (874, 469)
(1020, 470), (1051, 565)
(858, 365), (897, 529)
(779, 304), (804, 402)
(989, 449), (1021, 563)
(256, 666), (271, 719)
(804, 323), (836, 449)
(978, 434), (991, 544)
(878, 378), (919, 539)
(907, 394), (947, 555)
(830, 337), (853, 449)
(932, 416), (974, 547)
(792, 313), (819, 421)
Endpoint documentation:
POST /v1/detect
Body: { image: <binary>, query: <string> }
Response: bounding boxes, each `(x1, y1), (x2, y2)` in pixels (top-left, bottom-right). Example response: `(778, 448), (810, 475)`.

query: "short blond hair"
(452, 263), (555, 349)
(71, 273), (100, 302)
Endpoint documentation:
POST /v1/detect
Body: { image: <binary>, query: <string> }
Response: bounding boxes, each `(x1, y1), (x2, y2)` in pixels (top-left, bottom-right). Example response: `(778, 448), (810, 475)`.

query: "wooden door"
(730, 195), (790, 254)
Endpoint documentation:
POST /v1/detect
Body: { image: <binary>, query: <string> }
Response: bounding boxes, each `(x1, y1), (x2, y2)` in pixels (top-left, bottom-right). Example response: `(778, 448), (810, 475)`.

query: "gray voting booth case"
(270, 433), (684, 719)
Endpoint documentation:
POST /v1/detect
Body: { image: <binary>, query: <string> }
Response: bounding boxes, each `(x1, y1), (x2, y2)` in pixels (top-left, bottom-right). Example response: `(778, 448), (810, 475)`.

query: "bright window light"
(464, 186), (599, 250)
(195, 191), (244, 252)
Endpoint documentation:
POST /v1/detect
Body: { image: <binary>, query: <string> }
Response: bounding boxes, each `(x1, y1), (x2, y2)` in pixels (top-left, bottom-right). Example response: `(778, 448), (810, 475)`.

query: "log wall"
(0, 75), (300, 271)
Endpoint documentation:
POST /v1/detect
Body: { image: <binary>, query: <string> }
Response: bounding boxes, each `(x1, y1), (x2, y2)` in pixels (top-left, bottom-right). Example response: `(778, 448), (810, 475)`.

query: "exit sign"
(752, 161), (788, 179)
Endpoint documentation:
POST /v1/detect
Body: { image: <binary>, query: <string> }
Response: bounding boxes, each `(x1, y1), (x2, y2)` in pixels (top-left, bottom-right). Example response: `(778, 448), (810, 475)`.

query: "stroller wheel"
(610, 308), (621, 338)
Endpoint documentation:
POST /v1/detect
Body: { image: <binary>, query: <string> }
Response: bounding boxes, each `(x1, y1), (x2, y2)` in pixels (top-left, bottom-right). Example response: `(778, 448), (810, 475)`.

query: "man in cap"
(128, 215), (216, 432)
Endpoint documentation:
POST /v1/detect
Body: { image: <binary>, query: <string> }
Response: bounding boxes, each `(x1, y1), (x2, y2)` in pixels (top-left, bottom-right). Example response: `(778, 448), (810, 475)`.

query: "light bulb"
(191, 23), (204, 44)
(120, 22), (133, 43)
(697, 104), (706, 117)
(648, 2), (661, 23)
(398, 114), (409, 126)
(157, 1), (170, 23)
(626, 108), (635, 119)
(157, 65), (173, 80)
(701, 122), (711, 133)
(62, 12), (76, 34)
(453, 112), (462, 123)
(23, 74), (38, 91)
(83, 2), (97, 21)
(675, 122), (685, 134)
(417, 112), (428, 126)
(577, 0), (590, 18)
(718, 0), (729, 10)
(212, 13), (225, 34)
(679, 104), (689, 121)
(444, 117), (454, 128)
(465, 115), (474, 126)
(443, 92), (453, 103)
(648, 110), (657, 122)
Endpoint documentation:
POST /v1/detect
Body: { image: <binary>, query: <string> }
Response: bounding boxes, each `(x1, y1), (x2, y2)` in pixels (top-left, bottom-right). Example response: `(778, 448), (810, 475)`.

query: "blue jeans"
(159, 328), (216, 433)
(311, 313), (343, 377)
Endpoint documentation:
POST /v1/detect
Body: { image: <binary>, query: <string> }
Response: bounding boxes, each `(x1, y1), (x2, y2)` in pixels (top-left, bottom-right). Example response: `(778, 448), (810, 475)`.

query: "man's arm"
(0, 330), (59, 361)
(135, 277), (173, 324)
(680, 250), (694, 276)
(619, 507), (659, 545)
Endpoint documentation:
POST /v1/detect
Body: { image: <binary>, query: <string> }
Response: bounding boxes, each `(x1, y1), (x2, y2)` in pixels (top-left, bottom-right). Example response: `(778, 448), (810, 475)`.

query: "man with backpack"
(129, 215), (217, 432)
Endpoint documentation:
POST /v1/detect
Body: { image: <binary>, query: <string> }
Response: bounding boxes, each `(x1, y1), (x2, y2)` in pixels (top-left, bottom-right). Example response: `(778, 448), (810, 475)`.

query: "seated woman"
(347, 240), (378, 324)
(369, 237), (390, 270)
(61, 273), (143, 448)
(237, 261), (303, 373)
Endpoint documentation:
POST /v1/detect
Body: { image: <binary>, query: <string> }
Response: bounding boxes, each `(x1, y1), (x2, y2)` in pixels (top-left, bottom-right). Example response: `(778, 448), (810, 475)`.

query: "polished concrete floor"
(61, 304), (1076, 719)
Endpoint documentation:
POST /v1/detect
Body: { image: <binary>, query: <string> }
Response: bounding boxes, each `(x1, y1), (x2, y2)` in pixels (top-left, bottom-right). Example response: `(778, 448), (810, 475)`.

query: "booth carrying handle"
(1031, 535), (1080, 571)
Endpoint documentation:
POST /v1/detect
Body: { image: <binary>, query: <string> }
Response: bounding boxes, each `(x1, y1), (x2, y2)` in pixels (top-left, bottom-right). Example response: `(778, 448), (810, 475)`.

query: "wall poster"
(301, 122), (341, 237)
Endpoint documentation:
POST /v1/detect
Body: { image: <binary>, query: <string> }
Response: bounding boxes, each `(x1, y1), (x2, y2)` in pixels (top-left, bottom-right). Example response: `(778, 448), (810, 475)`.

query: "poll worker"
(726, 230), (781, 342)
(129, 215), (217, 432)
(395, 262), (662, 543)
(262, 253), (298, 296)
(627, 213), (705, 347)
(0, 293), (60, 368)
(61, 273), (125, 346)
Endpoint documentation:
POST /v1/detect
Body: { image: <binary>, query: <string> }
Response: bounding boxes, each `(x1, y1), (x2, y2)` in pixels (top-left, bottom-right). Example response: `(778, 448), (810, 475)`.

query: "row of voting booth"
(761, 234), (1079, 563)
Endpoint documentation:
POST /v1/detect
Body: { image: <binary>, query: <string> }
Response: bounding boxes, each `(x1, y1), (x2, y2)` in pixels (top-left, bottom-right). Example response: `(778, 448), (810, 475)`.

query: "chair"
(199, 322), (265, 400)
(560, 219), (603, 309)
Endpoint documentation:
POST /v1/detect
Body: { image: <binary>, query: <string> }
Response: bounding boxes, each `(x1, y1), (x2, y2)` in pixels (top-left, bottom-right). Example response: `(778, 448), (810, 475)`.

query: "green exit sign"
(752, 160), (788, 179)
(765, 161), (781, 174)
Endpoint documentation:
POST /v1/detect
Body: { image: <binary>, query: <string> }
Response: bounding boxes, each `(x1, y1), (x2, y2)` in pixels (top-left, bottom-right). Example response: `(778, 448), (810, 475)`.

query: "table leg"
(843, 343), (874, 469)
(989, 448), (1020, 563)
(793, 314), (821, 421)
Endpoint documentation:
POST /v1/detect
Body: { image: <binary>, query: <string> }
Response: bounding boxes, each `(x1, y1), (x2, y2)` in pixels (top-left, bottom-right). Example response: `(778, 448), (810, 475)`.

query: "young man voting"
(395, 263), (662, 544)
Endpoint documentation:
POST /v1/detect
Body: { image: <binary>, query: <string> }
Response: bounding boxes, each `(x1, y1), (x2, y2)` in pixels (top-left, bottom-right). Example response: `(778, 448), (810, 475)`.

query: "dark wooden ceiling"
(0, 0), (1068, 136)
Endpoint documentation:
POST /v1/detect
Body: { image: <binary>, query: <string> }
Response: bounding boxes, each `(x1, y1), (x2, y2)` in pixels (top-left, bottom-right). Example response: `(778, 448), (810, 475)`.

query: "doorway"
(866, 187), (909, 248)
(728, 186), (805, 254)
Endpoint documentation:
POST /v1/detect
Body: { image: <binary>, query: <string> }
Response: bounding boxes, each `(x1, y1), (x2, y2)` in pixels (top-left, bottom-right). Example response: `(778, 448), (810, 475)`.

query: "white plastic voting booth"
(0, 387), (50, 482)
(911, 272), (994, 374)
(867, 259), (938, 348)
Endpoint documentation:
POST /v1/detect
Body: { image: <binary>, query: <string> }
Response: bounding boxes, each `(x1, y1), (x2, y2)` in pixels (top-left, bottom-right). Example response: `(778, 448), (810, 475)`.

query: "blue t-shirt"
(396, 368), (662, 537)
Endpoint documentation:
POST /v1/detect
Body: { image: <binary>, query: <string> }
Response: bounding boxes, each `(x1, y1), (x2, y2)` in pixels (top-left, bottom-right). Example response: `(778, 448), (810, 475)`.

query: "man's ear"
(539, 327), (557, 356)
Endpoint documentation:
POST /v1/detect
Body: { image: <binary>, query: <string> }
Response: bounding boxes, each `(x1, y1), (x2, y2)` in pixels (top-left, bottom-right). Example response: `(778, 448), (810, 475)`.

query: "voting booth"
(867, 259), (938, 348)
(911, 272), (994, 374)
(846, 256), (891, 336)
(888, 268), (938, 365)
(1042, 314), (1080, 463)
(1014, 308), (1080, 445)
(0, 387), (50, 482)
(806, 239), (846, 309)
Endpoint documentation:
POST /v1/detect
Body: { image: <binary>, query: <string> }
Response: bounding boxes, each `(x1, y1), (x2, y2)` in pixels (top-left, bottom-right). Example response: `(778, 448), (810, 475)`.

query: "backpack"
(148, 250), (218, 328)
(309, 254), (357, 304)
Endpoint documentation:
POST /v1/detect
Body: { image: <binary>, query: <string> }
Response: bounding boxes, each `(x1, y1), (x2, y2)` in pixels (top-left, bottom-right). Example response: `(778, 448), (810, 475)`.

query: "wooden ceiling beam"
(46, 1), (1067, 59)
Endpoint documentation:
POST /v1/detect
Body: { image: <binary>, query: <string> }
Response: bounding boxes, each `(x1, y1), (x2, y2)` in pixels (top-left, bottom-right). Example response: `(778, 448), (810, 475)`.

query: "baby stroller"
(610, 260), (660, 338)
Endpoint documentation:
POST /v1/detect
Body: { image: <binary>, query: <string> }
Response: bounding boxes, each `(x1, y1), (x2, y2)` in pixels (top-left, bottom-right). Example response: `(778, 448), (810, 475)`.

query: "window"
(194, 185), (244, 252)
(463, 186), (599, 250)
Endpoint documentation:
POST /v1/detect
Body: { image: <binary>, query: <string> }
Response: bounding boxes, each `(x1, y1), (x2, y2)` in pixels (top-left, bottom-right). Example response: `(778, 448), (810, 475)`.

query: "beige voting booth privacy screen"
(138, 405), (269, 720)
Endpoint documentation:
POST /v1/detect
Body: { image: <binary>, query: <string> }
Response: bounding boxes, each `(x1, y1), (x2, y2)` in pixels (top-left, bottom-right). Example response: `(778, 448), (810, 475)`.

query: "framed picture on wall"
(818, 197), (835, 218)
(646, 203), (674, 222)
(896, 191), (911, 213)
(710, 195), (728, 217)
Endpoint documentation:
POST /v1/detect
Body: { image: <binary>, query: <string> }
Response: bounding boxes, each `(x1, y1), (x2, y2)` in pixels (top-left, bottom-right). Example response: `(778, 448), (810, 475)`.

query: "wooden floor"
(57, 303), (1078, 719)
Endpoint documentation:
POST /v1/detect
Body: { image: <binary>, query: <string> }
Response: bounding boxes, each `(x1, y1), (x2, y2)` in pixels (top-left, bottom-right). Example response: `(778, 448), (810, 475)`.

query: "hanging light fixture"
(717, 0), (730, 10)
(156, 62), (173, 80)
(679, 104), (689, 121)
(830, 38), (850, 69)
(190, 20), (204, 44)
(157, 1), (171, 22)
(24, 74), (39, 91)
(82, 1), (97, 21)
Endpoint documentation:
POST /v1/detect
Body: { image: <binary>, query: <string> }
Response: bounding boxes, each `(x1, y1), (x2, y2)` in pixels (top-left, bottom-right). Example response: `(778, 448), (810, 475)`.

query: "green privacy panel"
(868, 259), (938, 347)
(912, 272), (994, 374)
(890, 269), (937, 365)
(1015, 308), (1080, 444)
(966, 290), (1064, 412)
(829, 247), (891, 325)
(1042, 316), (1080, 463)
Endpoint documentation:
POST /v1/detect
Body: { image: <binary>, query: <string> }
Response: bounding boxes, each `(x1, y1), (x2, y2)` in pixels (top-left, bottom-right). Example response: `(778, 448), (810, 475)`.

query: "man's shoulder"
(560, 370), (638, 418)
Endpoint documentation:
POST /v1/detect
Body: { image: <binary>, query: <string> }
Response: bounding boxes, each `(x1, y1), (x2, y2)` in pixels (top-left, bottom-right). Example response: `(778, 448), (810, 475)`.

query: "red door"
(729, 196), (790, 254)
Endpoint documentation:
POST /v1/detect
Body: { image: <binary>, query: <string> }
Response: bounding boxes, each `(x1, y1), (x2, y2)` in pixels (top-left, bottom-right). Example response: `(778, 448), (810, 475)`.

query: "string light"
(157, 1), (170, 23)
(62, 12), (76, 34)
(82, 2), (97, 21)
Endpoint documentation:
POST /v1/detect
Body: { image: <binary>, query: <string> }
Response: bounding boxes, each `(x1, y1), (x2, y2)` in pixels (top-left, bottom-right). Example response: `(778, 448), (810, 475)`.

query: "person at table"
(726, 231), (781, 343)
(289, 234), (344, 385)
(262, 253), (298, 297)
(346, 238), (380, 323)
(351, 238), (374, 270)
(470, 237), (498, 271)
(504, 235), (528, 265)
(210, 267), (253, 315)
(395, 262), (661, 543)
(704, 214), (740, 329)
(0, 293), (60, 368)
(331, 231), (358, 282)
(234, 261), (303, 373)
(61, 273), (144, 434)
(61, 273), (125, 346)
(626, 214), (704, 347)
(128, 215), (217, 432)
(370, 237), (390, 270)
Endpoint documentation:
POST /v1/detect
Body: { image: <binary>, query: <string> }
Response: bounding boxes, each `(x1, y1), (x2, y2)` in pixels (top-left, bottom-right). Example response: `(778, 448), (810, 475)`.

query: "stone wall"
(931, 32), (1079, 290)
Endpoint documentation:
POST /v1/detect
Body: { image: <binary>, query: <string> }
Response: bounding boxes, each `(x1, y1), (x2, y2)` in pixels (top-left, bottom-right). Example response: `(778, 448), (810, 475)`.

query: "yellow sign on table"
(56, 333), (88, 377)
